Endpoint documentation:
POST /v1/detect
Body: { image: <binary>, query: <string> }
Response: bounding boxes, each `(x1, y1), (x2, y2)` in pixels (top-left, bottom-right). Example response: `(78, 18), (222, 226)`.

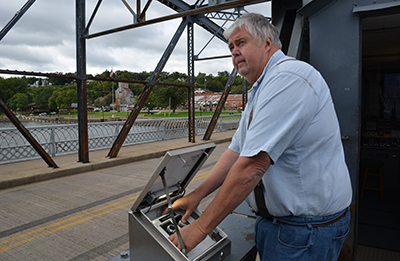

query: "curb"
(0, 136), (232, 190)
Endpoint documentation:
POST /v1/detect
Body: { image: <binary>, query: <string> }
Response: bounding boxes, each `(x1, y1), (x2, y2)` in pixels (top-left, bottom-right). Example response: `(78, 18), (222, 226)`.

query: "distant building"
(194, 92), (243, 109)
(113, 82), (135, 111)
(70, 103), (94, 112)
(225, 94), (243, 109)
(30, 79), (52, 88)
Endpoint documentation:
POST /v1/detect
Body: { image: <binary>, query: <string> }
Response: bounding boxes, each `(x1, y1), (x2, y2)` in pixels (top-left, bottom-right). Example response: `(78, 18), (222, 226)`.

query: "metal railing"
(0, 114), (241, 164)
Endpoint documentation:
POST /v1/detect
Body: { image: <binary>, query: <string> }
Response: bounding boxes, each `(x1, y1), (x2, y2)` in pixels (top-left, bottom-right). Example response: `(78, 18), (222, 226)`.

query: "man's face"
(228, 27), (270, 84)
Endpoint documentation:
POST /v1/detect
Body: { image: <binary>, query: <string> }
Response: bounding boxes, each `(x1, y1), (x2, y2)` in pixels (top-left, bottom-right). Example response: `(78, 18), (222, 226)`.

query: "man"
(168, 13), (352, 260)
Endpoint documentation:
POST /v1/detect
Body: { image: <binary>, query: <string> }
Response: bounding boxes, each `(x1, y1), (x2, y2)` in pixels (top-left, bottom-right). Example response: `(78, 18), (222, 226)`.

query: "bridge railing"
(0, 114), (241, 164)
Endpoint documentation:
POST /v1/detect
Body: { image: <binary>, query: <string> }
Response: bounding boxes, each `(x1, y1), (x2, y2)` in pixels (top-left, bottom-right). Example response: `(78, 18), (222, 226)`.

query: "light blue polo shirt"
(229, 50), (352, 217)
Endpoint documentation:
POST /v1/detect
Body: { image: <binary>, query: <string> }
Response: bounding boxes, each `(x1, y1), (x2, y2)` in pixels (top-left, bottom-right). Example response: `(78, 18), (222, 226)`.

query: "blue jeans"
(255, 208), (350, 261)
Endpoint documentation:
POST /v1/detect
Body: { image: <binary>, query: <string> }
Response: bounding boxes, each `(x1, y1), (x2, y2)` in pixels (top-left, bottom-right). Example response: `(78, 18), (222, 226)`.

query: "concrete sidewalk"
(0, 130), (235, 190)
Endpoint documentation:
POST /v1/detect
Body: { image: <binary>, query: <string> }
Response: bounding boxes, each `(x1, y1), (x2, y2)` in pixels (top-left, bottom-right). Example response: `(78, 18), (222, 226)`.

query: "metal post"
(187, 17), (196, 143)
(50, 127), (56, 157)
(202, 68), (237, 141)
(161, 119), (165, 140)
(112, 82), (115, 116)
(242, 76), (248, 111)
(204, 77), (207, 109)
(76, 0), (89, 163)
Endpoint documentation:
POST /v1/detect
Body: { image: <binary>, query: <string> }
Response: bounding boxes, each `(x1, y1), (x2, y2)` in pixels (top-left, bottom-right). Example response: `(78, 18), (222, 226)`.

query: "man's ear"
(265, 37), (272, 49)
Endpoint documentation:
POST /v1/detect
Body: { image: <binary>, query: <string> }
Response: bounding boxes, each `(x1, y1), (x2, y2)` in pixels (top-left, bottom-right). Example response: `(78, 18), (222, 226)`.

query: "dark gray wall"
(307, 1), (361, 199)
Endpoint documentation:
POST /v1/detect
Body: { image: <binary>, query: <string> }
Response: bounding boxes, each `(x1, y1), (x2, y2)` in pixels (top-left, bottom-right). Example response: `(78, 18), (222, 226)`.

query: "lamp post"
(112, 82), (115, 117)
(169, 96), (171, 116)
(204, 77), (207, 110)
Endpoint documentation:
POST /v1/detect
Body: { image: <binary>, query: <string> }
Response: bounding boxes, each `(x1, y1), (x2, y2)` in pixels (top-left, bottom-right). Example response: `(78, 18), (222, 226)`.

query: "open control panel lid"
(131, 143), (216, 212)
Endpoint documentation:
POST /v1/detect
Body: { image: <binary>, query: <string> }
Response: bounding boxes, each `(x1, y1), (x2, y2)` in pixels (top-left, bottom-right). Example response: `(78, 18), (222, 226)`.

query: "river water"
(0, 121), (69, 129)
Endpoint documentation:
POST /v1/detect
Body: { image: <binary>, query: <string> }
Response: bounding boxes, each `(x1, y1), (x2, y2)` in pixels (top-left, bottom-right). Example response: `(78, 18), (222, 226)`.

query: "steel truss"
(107, 18), (189, 158)
(0, 0), (270, 163)
(187, 17), (196, 143)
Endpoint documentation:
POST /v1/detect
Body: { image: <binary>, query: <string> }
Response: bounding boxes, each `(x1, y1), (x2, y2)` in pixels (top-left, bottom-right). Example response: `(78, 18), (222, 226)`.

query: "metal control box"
(129, 143), (231, 261)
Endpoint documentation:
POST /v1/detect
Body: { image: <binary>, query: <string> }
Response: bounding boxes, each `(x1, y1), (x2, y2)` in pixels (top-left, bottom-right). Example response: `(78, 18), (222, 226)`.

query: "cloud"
(0, 0), (271, 78)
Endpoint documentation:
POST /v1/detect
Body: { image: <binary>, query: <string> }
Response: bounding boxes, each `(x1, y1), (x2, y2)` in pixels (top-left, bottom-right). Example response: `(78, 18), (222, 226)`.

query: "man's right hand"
(162, 191), (202, 224)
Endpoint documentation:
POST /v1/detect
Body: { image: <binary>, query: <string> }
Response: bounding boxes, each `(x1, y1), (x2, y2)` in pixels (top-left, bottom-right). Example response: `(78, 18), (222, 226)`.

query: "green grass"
(9, 109), (241, 119)
(49, 110), (240, 119)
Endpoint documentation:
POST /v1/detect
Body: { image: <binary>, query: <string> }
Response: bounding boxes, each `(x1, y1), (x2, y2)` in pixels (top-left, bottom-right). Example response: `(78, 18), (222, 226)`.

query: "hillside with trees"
(0, 70), (250, 113)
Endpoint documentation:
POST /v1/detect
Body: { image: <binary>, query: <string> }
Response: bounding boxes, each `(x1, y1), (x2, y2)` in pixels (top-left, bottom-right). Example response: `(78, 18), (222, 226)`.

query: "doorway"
(359, 12), (400, 252)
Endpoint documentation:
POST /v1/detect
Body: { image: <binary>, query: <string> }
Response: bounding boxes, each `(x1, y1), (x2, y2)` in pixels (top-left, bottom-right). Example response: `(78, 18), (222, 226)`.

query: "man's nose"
(231, 46), (240, 56)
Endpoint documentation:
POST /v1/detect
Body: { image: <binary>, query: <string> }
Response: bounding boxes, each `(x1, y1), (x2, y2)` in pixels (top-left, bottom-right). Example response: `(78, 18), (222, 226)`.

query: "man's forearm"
(191, 148), (240, 200)
(195, 152), (270, 235)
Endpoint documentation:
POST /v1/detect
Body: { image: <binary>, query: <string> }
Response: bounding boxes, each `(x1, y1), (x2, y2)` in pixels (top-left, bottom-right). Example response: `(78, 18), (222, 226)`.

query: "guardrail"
(0, 114), (241, 164)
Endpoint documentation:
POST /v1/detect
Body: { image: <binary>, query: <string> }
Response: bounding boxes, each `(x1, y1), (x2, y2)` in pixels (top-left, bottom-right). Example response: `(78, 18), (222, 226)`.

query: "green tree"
(153, 82), (187, 113)
(87, 80), (104, 104)
(0, 77), (28, 103)
(23, 76), (38, 85)
(48, 86), (77, 111)
(169, 71), (187, 81)
(130, 83), (145, 96)
(94, 92), (112, 108)
(104, 93), (112, 106)
(60, 89), (77, 110)
(6, 93), (29, 111)
(133, 71), (152, 81)
(205, 77), (224, 93)
(94, 98), (102, 108)
(32, 86), (55, 110)
(48, 91), (58, 112)
(230, 85), (242, 94)
(119, 70), (134, 80)
(147, 91), (158, 108)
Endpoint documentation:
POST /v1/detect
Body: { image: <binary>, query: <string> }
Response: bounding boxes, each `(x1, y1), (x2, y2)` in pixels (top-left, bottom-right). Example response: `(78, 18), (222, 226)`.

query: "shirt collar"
(253, 50), (286, 87)
(247, 50), (286, 99)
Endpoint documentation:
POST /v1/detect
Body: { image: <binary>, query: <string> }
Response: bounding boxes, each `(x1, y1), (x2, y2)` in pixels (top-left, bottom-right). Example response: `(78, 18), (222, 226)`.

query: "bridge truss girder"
(1, 0), (271, 163)
(101, 0), (269, 158)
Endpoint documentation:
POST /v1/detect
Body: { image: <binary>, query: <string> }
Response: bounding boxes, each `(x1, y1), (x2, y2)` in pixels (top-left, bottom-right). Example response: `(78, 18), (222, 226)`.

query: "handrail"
(0, 114), (240, 164)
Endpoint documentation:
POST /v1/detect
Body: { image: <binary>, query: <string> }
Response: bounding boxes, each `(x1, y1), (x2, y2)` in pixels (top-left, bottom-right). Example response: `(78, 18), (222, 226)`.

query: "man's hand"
(168, 220), (207, 254)
(162, 148), (242, 253)
(162, 191), (201, 224)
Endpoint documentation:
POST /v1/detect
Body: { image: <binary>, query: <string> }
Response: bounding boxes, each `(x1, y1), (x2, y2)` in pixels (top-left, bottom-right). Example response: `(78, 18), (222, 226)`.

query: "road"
(0, 142), (230, 260)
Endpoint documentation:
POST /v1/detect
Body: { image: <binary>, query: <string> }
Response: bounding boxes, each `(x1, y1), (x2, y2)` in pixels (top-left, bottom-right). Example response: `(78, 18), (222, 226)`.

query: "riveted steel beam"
(202, 68), (237, 141)
(0, 69), (191, 88)
(107, 18), (189, 158)
(0, 99), (58, 168)
(85, 0), (103, 34)
(187, 18), (195, 143)
(84, 0), (268, 39)
(204, 10), (240, 21)
(242, 76), (248, 111)
(0, 0), (36, 41)
(76, 0), (89, 163)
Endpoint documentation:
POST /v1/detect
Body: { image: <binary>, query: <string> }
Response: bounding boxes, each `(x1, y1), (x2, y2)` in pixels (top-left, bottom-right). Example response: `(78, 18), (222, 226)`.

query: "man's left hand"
(168, 220), (207, 254)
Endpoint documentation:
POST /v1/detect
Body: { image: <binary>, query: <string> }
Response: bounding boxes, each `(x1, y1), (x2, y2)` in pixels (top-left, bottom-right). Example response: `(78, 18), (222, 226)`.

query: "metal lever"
(178, 155), (186, 164)
(160, 168), (187, 256)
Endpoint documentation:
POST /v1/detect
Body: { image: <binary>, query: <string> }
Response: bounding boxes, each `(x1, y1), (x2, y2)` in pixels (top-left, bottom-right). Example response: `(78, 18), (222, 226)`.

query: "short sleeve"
(240, 70), (318, 163)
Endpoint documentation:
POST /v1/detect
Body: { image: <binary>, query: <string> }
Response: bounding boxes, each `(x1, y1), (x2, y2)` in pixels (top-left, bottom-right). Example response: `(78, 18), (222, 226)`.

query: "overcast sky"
(0, 1), (271, 78)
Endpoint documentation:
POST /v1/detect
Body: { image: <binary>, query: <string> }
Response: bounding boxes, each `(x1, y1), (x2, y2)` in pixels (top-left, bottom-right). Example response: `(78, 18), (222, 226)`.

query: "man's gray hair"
(224, 13), (282, 49)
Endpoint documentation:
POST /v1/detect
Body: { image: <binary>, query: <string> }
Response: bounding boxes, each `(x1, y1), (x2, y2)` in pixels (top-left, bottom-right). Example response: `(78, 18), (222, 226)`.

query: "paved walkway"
(0, 130), (236, 190)
(2, 129), (399, 260)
